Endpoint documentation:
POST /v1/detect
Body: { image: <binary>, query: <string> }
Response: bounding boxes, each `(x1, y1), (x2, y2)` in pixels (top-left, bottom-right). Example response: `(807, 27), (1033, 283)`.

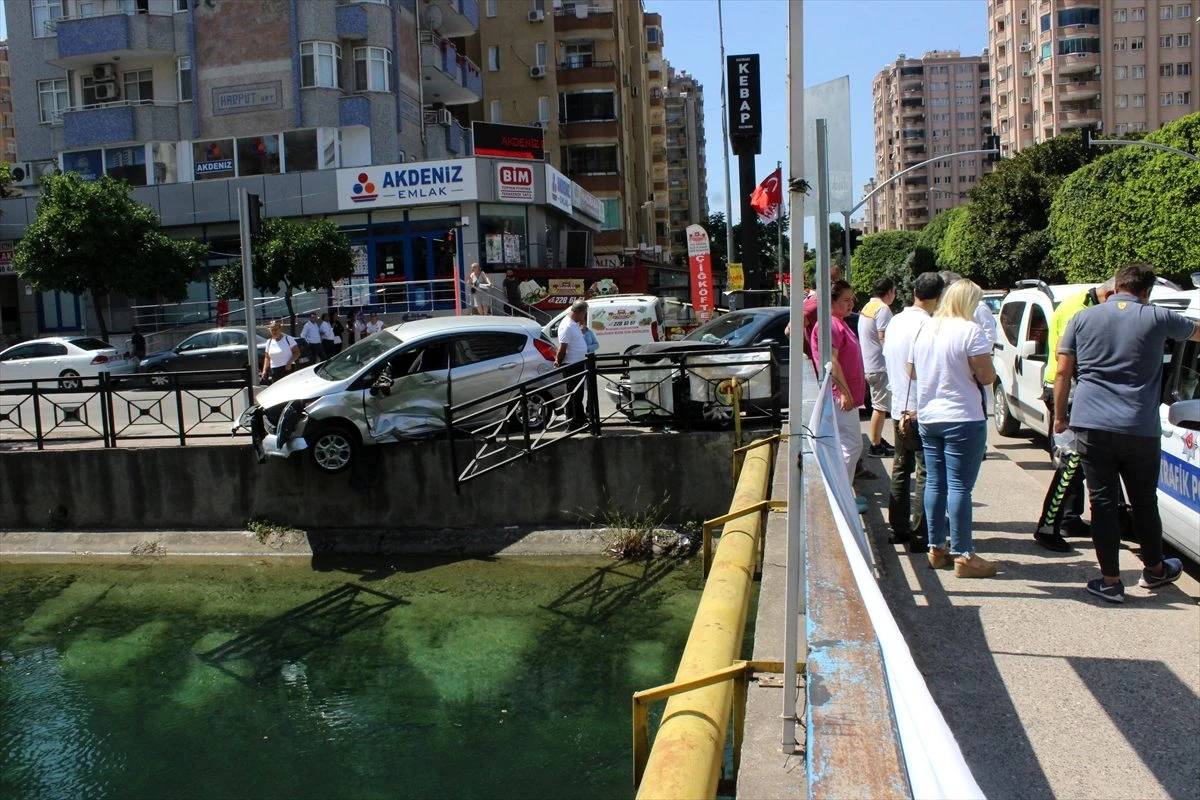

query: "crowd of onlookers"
(805, 262), (1199, 601)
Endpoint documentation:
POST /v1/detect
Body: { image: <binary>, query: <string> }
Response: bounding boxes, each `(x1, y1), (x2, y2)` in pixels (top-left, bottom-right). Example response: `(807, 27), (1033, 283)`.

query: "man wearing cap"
(553, 300), (589, 426)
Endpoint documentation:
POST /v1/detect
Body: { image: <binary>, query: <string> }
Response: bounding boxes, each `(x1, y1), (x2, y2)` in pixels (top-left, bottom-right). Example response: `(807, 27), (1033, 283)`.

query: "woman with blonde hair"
(909, 279), (998, 578)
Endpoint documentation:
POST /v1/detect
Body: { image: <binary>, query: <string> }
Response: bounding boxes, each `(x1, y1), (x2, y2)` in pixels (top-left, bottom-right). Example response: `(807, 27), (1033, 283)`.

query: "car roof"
(1007, 283), (1096, 304)
(722, 306), (789, 318)
(583, 294), (660, 304)
(386, 315), (543, 338)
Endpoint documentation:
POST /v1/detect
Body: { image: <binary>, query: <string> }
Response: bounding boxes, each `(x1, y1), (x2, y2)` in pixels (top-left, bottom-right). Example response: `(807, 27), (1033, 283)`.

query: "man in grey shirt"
(1054, 262), (1200, 603)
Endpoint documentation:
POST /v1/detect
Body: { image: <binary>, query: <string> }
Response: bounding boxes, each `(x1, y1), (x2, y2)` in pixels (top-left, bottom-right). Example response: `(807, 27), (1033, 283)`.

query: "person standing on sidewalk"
(858, 277), (897, 458)
(300, 312), (323, 365)
(1034, 279), (1115, 551)
(1054, 263), (1199, 603)
(882, 271), (944, 552)
(911, 279), (998, 578)
(808, 280), (866, 490)
(553, 300), (589, 427)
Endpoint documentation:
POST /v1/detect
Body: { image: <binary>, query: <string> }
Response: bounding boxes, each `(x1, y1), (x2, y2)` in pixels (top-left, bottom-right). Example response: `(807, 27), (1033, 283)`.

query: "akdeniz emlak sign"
(686, 224), (714, 322)
(336, 159), (479, 210)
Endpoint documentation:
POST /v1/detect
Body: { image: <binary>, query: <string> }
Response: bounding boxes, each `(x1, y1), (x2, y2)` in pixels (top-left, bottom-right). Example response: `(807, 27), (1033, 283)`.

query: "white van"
(541, 294), (667, 355)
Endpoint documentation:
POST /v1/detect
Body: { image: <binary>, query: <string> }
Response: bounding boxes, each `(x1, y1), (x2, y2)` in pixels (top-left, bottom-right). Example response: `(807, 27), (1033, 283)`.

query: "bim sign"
(727, 54), (762, 155)
(497, 163), (535, 202)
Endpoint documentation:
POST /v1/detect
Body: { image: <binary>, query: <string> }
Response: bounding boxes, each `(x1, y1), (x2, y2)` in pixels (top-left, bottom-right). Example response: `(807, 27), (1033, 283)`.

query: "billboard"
(335, 159), (479, 211)
(727, 54), (762, 155)
(686, 224), (715, 321)
(472, 122), (546, 160)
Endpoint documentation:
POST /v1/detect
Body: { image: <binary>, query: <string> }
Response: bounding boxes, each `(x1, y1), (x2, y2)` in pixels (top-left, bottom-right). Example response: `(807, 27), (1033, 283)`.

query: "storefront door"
(367, 217), (460, 312)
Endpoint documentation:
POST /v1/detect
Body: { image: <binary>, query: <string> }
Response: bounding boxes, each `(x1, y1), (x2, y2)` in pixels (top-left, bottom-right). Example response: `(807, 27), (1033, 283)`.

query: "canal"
(0, 553), (734, 799)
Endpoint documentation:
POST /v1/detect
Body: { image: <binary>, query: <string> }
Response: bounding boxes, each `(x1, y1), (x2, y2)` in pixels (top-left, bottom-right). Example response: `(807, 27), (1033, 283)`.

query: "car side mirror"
(369, 364), (395, 397)
(1167, 398), (1200, 428)
(1017, 341), (1037, 358)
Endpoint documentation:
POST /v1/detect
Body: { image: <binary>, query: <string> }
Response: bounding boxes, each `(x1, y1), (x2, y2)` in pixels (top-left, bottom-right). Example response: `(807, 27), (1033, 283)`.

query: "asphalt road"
(859, 422), (1200, 800)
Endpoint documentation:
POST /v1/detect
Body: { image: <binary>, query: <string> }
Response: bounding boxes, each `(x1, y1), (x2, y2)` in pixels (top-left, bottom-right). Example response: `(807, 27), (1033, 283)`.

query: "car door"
(450, 332), (530, 406)
(364, 339), (452, 440)
(212, 330), (248, 373)
(29, 342), (70, 383)
(1013, 301), (1051, 432)
(0, 343), (40, 385)
(1159, 338), (1200, 562)
(173, 332), (220, 377)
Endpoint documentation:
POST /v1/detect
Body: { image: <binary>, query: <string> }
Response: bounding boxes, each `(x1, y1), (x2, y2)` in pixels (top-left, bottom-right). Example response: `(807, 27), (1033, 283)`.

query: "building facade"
(872, 49), (994, 231)
(664, 64), (708, 256)
(0, 44), (15, 167)
(988, 0), (1198, 155)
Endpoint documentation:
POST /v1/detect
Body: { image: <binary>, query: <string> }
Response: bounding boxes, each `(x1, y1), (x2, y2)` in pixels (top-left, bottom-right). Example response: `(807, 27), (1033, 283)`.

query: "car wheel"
(307, 422), (358, 473)
(148, 369), (170, 388)
(58, 369), (81, 390)
(514, 391), (553, 431)
(993, 382), (1020, 437)
(698, 400), (735, 427)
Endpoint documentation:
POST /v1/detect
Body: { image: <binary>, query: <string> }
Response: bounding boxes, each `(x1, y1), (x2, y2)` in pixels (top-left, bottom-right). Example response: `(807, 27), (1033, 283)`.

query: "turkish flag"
(749, 168), (783, 224)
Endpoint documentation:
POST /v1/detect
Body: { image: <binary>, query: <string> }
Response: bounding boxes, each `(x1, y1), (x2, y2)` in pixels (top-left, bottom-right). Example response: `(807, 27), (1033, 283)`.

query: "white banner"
(336, 158), (479, 210)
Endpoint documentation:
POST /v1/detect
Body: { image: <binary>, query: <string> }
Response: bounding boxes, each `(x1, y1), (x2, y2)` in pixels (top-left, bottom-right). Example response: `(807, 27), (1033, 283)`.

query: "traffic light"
(247, 193), (263, 235)
(1081, 126), (1095, 154)
(985, 134), (1001, 163)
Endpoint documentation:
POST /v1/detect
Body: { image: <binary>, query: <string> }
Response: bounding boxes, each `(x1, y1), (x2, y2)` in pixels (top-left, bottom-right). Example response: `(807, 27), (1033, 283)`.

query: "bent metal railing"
(445, 348), (782, 488)
(0, 369), (254, 449)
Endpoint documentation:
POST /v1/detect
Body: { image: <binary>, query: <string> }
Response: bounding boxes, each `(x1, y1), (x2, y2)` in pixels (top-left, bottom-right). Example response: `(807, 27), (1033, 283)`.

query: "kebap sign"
(727, 54), (762, 155)
(496, 162), (536, 202)
(336, 159), (479, 210)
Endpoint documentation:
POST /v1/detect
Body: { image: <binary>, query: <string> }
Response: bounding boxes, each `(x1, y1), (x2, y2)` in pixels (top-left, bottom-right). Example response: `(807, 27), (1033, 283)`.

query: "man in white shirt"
(318, 313), (336, 359)
(858, 277), (897, 458)
(554, 300), (589, 426)
(365, 312), (384, 335)
(881, 271), (945, 551)
(300, 312), (322, 364)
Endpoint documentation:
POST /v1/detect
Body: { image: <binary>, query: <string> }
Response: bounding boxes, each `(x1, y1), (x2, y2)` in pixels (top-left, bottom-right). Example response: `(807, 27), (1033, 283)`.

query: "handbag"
(898, 324), (925, 451)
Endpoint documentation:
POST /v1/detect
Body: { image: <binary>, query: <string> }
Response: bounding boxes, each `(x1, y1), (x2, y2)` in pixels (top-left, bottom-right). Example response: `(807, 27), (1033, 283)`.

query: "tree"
(848, 230), (921, 297)
(938, 205), (980, 277)
(918, 206), (968, 268)
(0, 162), (13, 199)
(1049, 112), (1200, 285)
(13, 173), (205, 340)
(212, 217), (354, 333)
(703, 211), (791, 281)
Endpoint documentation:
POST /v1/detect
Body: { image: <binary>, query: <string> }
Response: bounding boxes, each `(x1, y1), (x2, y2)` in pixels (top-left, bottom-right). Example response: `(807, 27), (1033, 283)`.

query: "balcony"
(423, 109), (471, 159)
(1057, 79), (1100, 101)
(423, 0), (480, 38)
(650, 89), (664, 107)
(1057, 108), (1101, 129)
(553, 4), (615, 40)
(61, 101), (180, 148)
(557, 60), (617, 86)
(51, 10), (176, 69)
(1055, 50), (1099, 75)
(419, 31), (483, 105)
(560, 119), (619, 139)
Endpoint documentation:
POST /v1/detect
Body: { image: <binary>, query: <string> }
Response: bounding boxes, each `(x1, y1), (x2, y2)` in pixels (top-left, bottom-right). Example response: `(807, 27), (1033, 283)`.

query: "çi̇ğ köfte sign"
(336, 159), (480, 210)
(686, 224), (715, 322)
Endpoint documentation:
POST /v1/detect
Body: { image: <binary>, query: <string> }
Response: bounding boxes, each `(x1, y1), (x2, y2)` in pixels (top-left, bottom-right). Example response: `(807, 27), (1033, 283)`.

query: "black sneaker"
(1034, 531), (1072, 553)
(1138, 558), (1183, 589)
(867, 441), (896, 457)
(1060, 519), (1092, 538)
(889, 530), (912, 545)
(1086, 578), (1125, 603)
(907, 536), (928, 554)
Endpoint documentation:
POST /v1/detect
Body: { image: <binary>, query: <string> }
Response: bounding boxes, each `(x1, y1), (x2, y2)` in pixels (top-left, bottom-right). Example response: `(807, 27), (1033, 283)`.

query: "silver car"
(243, 316), (560, 473)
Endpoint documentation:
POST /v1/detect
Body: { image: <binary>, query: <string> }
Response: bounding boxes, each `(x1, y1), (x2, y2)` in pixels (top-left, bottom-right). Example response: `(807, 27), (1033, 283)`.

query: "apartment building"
(0, 44), (15, 168)
(872, 49), (993, 231)
(988, 0), (1199, 154)
(860, 178), (882, 234)
(664, 64), (709, 255)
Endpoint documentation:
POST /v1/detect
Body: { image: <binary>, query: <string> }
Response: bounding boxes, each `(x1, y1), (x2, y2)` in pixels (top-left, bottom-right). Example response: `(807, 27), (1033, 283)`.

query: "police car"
(1157, 283), (1200, 563)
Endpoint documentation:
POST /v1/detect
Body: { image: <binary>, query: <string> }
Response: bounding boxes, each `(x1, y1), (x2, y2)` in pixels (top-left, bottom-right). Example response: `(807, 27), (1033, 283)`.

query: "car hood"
(139, 351), (177, 368)
(628, 340), (724, 357)
(256, 365), (346, 408)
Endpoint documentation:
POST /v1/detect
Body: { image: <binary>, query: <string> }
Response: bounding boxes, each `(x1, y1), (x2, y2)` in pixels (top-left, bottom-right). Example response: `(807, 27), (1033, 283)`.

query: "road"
(858, 422), (1200, 800)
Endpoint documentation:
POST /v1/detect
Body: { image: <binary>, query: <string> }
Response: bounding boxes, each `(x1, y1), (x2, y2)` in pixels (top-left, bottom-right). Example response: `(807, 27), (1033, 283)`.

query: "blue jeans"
(920, 419), (988, 556)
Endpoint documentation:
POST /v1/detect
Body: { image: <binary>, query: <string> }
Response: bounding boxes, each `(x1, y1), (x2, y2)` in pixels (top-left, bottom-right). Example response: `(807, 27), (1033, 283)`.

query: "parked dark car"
(138, 328), (268, 386)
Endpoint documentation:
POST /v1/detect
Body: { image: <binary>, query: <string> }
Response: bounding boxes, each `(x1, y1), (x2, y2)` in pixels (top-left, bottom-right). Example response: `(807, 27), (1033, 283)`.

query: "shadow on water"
(542, 554), (688, 625)
(196, 582), (408, 685)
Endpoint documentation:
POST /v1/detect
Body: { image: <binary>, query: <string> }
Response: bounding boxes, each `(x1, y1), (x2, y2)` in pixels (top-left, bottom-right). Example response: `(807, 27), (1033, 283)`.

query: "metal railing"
(0, 369), (253, 449)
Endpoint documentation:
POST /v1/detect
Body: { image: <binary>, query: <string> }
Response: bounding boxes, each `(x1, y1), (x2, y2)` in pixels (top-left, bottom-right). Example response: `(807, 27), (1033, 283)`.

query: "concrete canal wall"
(0, 433), (737, 532)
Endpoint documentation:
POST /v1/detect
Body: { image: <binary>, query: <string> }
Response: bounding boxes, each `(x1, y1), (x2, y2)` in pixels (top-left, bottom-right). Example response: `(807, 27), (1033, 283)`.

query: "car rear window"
(68, 338), (116, 351)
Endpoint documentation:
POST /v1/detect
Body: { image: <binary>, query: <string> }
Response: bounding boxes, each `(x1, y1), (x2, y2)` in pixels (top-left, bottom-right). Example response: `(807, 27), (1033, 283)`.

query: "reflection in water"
(0, 556), (704, 799)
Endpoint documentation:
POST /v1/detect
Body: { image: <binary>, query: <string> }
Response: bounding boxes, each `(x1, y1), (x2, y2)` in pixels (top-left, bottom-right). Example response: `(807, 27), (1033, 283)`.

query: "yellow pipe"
(636, 436), (775, 800)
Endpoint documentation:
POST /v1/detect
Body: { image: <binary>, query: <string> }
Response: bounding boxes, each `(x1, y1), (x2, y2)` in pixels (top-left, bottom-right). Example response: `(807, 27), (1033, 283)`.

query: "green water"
(0, 554), (710, 800)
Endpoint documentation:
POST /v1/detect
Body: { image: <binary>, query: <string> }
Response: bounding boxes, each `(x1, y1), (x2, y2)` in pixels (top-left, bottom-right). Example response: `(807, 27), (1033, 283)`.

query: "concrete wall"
(0, 432), (736, 532)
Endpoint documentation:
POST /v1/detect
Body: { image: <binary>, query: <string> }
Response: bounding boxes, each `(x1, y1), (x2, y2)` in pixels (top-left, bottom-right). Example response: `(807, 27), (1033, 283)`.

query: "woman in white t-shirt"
(260, 320), (300, 384)
(910, 279), (998, 578)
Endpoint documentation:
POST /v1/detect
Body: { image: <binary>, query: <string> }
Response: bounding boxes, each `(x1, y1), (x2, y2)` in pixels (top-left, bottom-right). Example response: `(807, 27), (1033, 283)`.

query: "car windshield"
(67, 337), (115, 351)
(683, 314), (761, 347)
(983, 296), (1003, 314)
(316, 331), (402, 381)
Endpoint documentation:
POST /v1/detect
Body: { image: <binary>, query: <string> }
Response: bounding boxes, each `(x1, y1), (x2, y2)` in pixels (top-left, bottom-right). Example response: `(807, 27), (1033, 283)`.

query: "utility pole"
(239, 189), (261, 393)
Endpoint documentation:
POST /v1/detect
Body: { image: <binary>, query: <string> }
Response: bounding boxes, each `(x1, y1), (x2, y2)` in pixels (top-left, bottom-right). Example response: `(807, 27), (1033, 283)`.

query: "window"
(1042, 41), (1054, 59)
(1115, 65), (1128, 79)
(563, 42), (593, 68)
(1160, 35), (1173, 48)
(534, 41), (547, 67)
(175, 0), (188, 10)
(1180, 4), (1193, 17)
(1040, 12), (1051, 31)
(485, 0), (497, 16)
(1133, 93), (1146, 107)
(646, 26), (659, 44)
(1057, 7), (1100, 25)
(177, 57), (192, 101)
(1179, 92), (1192, 105)
(37, 78), (69, 123)
(1131, 37), (1144, 50)
(283, 129), (318, 172)
(300, 41), (340, 88)
(1179, 34), (1191, 47)
(1114, 8), (1127, 22)
(559, 91), (616, 122)
(1161, 4), (1173, 18)
(1161, 92), (1174, 106)
(537, 95), (551, 122)
(601, 197), (621, 230)
(1115, 94), (1129, 107)
(489, 99), (502, 123)
(354, 47), (391, 92)
(1131, 6), (1144, 19)
(121, 69), (153, 103)
(563, 144), (619, 174)
(1058, 37), (1101, 55)
(1113, 37), (1127, 51)
(1132, 65), (1145, 78)
(237, 135), (280, 176)
(487, 46), (500, 71)
(1161, 64), (1175, 77)
(32, 0), (63, 37)
(1180, 62), (1193, 76)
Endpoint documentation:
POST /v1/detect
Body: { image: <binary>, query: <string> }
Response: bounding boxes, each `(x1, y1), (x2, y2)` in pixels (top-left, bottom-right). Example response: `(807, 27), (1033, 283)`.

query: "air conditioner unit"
(437, 108), (454, 126)
(1021, 123), (1032, 129)
(1019, 43), (1032, 52)
(1020, 96), (1030, 104)
(92, 63), (116, 81)
(532, 119), (549, 129)
(1021, 69), (1033, 77)
(527, 9), (544, 22)
(1019, 12), (1028, 24)
(10, 162), (36, 188)
(529, 65), (546, 79)
(94, 81), (120, 102)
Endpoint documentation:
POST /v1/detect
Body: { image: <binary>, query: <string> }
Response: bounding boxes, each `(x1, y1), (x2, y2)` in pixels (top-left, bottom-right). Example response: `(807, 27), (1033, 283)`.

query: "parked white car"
(541, 294), (667, 355)
(1157, 288), (1200, 562)
(0, 336), (136, 389)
